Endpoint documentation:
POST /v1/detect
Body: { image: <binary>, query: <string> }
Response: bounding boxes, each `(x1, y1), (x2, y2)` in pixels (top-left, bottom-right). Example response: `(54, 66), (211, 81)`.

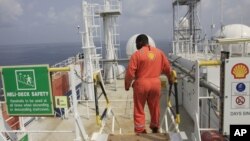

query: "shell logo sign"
(231, 63), (249, 79)
(147, 52), (155, 60)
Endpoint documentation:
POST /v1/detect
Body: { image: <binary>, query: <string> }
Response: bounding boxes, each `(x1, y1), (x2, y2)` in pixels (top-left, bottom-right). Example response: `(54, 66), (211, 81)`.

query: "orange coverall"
(125, 45), (171, 133)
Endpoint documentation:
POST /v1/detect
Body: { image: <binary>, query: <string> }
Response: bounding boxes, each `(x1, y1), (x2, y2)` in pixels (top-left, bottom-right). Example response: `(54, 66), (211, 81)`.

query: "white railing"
(52, 57), (76, 68)
(101, 0), (121, 13)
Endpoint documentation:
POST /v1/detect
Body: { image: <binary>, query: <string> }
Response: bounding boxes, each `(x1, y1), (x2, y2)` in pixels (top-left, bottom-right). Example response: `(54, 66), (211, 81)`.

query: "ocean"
(0, 40), (171, 97)
(0, 40), (171, 66)
(0, 42), (82, 66)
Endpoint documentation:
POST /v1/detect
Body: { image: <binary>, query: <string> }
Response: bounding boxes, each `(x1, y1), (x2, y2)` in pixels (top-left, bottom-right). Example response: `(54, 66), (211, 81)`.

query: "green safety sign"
(19, 134), (28, 141)
(1, 65), (54, 116)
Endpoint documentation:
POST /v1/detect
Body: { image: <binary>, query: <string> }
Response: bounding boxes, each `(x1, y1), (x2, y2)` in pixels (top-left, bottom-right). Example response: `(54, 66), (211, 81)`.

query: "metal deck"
(107, 133), (170, 141)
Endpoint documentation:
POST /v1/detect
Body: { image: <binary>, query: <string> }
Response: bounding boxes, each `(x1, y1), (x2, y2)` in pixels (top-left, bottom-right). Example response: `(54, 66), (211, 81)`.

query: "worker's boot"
(136, 129), (147, 135)
(152, 127), (159, 133)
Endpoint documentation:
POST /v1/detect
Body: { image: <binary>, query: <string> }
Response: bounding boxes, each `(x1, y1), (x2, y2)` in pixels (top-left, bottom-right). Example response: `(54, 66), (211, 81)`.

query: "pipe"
(170, 58), (220, 96)
(198, 60), (221, 66)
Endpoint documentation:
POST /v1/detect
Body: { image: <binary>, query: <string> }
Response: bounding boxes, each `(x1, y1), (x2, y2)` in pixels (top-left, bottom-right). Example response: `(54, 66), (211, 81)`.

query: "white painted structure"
(215, 24), (250, 55)
(100, 0), (121, 84)
(81, 1), (103, 100)
(170, 0), (250, 141)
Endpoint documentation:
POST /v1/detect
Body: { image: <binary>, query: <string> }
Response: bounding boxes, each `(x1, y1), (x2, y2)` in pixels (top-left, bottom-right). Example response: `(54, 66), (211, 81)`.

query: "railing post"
(219, 51), (229, 134)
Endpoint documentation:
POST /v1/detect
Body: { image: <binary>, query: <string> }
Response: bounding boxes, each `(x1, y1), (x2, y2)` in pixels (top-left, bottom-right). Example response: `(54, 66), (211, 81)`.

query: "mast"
(172, 0), (202, 55)
(81, 0), (103, 100)
(81, 1), (95, 100)
(99, 0), (121, 84)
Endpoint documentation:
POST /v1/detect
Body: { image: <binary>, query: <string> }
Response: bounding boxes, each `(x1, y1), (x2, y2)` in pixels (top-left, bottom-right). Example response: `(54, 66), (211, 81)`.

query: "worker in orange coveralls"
(125, 34), (172, 134)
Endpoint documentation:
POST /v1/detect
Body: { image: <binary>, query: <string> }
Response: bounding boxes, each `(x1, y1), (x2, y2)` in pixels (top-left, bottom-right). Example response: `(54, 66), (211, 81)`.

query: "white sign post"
(223, 58), (250, 135)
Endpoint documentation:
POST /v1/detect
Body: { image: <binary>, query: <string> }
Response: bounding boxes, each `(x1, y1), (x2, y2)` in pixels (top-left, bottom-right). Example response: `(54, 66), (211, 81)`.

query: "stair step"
(107, 133), (170, 141)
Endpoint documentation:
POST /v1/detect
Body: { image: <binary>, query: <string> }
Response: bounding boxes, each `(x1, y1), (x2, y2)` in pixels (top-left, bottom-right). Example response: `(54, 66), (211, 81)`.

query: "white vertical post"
(176, 41), (179, 55)
(64, 107), (69, 119)
(0, 104), (5, 131)
(181, 42), (184, 54)
(113, 64), (117, 91)
(229, 45), (232, 57)
(0, 104), (7, 141)
(103, 16), (115, 84)
(173, 41), (175, 54)
(112, 116), (115, 134)
(243, 42), (247, 56)
(70, 65), (89, 141)
(70, 65), (81, 141)
(176, 0), (180, 55)
(195, 44), (198, 58)
(19, 117), (25, 130)
(82, 1), (95, 100)
(19, 116), (26, 140)
(195, 61), (201, 140)
(86, 100), (90, 119)
(164, 113), (169, 132)
(205, 43), (208, 59)
(102, 0), (121, 84)
(0, 134), (7, 141)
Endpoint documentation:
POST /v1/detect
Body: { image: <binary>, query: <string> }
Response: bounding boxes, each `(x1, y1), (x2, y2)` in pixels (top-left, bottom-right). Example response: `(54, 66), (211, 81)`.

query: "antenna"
(220, 0), (224, 29)
(210, 16), (215, 39)
(220, 0), (225, 37)
(77, 25), (80, 34)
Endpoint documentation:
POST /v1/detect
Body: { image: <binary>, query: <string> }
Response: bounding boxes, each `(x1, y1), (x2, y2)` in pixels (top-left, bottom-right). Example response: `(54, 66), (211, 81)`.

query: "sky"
(0, 0), (250, 45)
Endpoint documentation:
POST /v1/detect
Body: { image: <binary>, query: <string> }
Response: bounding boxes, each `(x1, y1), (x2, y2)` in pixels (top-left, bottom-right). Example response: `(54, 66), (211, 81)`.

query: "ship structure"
(1, 0), (250, 141)
(169, 0), (250, 141)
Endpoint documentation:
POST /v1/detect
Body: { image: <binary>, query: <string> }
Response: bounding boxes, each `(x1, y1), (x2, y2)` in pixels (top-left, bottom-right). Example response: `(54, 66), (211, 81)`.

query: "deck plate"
(107, 133), (170, 141)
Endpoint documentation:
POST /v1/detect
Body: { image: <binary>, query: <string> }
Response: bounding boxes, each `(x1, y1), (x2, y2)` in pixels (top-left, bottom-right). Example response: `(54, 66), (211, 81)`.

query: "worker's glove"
(169, 70), (177, 84)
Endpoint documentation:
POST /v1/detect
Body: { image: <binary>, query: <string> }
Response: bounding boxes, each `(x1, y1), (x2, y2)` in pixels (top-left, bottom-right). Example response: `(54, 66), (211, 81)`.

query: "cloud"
(47, 7), (58, 24)
(120, 0), (172, 40)
(123, 0), (167, 18)
(224, 0), (250, 25)
(1, 0), (249, 45)
(60, 7), (81, 25)
(45, 6), (81, 25)
(0, 0), (23, 27)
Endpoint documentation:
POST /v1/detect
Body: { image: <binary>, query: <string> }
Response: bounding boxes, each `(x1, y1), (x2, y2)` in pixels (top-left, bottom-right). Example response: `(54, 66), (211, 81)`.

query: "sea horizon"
(0, 40), (172, 66)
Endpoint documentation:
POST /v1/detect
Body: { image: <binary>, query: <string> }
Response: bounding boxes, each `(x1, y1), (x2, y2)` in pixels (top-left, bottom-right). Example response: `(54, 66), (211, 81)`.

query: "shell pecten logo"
(231, 63), (249, 79)
(147, 52), (155, 60)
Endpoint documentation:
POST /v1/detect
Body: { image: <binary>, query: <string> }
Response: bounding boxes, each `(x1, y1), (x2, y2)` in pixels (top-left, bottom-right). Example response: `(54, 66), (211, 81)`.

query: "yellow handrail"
(198, 60), (221, 66)
(168, 70), (181, 124)
(48, 67), (70, 72)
